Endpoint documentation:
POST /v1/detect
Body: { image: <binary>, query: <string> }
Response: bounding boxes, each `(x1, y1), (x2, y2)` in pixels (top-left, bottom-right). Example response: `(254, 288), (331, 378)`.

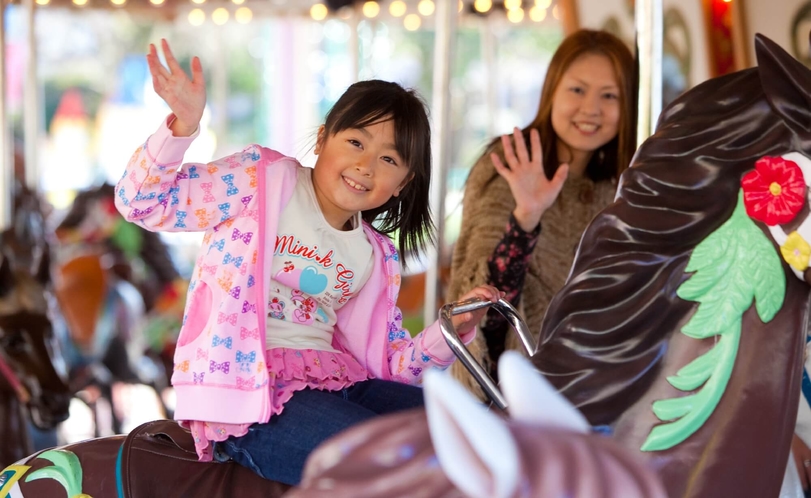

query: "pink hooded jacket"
(115, 117), (471, 425)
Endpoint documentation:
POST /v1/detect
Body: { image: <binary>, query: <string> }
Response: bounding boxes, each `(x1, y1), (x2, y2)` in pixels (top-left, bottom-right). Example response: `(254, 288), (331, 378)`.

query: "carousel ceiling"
(6, 0), (558, 26)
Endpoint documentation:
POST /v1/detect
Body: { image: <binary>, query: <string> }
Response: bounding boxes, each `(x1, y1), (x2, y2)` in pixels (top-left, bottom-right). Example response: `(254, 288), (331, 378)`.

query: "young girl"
(447, 29), (636, 395)
(115, 39), (500, 486)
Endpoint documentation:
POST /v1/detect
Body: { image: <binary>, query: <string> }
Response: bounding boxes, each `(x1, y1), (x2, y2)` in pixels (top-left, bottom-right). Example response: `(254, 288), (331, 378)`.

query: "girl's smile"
(342, 176), (369, 192)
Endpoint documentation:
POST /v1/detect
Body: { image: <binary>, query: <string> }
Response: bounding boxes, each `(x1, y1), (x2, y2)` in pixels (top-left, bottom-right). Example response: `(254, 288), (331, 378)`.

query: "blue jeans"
(213, 379), (424, 485)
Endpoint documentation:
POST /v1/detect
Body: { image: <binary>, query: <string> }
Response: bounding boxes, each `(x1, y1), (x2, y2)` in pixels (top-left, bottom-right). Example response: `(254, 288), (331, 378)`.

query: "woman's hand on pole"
(491, 127), (568, 232)
(451, 285), (504, 336)
(146, 38), (206, 137)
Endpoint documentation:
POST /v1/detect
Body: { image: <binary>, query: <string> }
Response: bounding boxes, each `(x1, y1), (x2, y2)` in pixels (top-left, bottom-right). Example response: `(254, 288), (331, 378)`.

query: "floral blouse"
(483, 213), (540, 359)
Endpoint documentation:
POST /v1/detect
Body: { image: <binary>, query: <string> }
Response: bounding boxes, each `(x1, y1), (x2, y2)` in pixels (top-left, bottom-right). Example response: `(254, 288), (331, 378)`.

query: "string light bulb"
(404, 13), (421, 30)
(417, 0), (435, 15)
(529, 5), (546, 21)
(473, 0), (491, 13)
(507, 6), (524, 22)
(310, 3), (328, 20)
(188, 8), (205, 25)
(212, 7), (229, 24)
(235, 6), (252, 22)
(389, 0), (406, 16)
(362, 1), (380, 17)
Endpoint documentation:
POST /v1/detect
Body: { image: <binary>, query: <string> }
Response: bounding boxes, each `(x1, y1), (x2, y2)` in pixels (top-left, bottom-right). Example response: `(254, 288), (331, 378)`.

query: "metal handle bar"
(438, 297), (536, 411)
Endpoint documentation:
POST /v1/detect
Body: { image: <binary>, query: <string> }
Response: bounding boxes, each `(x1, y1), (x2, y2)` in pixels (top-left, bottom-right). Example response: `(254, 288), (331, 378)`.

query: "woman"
(447, 29), (637, 397)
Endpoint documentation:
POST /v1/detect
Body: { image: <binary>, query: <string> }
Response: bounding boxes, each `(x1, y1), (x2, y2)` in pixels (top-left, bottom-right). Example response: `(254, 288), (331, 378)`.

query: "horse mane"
(534, 34), (811, 425)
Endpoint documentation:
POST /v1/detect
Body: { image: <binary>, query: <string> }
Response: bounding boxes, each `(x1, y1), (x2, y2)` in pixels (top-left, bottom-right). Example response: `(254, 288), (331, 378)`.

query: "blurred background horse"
(0, 183), (72, 467)
(52, 182), (186, 435)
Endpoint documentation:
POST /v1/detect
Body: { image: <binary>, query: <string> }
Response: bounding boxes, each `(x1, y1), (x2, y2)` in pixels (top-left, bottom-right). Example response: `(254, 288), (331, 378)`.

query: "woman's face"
(550, 53), (621, 159)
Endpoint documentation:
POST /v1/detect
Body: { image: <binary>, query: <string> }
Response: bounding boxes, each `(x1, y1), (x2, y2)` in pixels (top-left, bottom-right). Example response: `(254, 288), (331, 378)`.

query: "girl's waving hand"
(147, 39), (206, 137)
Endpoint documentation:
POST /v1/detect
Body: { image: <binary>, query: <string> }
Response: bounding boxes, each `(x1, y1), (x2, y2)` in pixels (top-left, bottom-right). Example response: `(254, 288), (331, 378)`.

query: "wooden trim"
(559, 0), (580, 35)
(730, 0), (752, 68)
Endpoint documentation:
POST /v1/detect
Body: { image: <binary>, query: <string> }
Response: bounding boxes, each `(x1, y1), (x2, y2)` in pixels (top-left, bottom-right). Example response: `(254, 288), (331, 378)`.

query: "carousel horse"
(520, 33), (811, 497)
(53, 183), (183, 434)
(0, 356), (662, 498)
(0, 185), (72, 467)
(290, 352), (666, 498)
(52, 252), (149, 435)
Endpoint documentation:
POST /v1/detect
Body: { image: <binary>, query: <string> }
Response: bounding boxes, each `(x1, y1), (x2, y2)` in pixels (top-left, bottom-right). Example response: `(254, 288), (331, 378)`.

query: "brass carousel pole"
(424, 0), (457, 327)
(0, 2), (11, 229)
(635, 0), (663, 143)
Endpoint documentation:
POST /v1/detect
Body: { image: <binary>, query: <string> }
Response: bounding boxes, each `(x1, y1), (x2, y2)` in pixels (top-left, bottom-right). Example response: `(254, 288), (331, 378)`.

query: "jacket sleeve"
(115, 115), (262, 232)
(385, 306), (476, 385)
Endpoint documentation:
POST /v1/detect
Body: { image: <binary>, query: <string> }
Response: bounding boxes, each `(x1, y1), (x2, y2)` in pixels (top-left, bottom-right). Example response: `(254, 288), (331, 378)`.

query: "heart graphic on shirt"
(299, 266), (328, 295)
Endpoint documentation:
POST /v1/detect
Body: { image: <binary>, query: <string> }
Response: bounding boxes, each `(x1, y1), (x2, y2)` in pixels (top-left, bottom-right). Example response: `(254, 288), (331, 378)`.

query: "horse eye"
(0, 331), (27, 353)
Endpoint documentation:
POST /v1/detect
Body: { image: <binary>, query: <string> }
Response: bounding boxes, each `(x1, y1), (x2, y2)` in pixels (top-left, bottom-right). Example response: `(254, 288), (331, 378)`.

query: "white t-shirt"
(266, 167), (374, 352)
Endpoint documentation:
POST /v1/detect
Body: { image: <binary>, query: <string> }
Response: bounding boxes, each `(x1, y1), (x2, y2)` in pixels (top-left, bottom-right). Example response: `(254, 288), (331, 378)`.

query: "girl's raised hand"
(451, 285), (504, 336)
(491, 127), (569, 232)
(146, 39), (206, 137)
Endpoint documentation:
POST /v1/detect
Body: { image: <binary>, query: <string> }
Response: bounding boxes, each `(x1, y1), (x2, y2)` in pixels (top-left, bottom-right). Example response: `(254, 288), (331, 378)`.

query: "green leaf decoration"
(641, 190), (785, 452)
(24, 449), (92, 498)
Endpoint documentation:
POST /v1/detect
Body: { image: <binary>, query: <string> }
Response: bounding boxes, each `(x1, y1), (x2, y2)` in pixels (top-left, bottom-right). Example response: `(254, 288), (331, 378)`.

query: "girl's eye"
(570, 87), (585, 95)
(348, 139), (362, 148)
(603, 93), (619, 100)
(382, 157), (397, 165)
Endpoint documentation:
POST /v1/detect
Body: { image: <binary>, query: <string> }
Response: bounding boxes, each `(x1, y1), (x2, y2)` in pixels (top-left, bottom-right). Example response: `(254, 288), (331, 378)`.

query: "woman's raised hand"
(491, 127), (569, 232)
(146, 39), (206, 137)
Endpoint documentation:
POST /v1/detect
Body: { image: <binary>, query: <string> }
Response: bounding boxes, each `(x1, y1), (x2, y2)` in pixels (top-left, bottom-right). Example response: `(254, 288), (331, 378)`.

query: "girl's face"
(312, 118), (411, 230)
(550, 53), (621, 161)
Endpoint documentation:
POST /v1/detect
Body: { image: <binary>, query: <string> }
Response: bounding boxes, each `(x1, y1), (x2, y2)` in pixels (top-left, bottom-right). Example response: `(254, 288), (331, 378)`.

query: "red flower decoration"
(741, 156), (806, 225)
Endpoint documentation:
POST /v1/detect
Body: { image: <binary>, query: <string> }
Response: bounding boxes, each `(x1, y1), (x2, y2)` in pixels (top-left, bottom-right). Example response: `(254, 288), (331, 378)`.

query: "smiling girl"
(447, 29), (637, 396)
(115, 39), (501, 485)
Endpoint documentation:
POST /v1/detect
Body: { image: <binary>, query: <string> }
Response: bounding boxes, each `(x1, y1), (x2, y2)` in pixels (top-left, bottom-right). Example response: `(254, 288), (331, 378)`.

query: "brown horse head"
(0, 245), (71, 430)
(533, 33), (811, 497)
(292, 353), (665, 498)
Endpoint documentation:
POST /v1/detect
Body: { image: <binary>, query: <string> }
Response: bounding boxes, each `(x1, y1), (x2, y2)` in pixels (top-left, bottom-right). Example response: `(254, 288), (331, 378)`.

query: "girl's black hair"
(323, 80), (435, 262)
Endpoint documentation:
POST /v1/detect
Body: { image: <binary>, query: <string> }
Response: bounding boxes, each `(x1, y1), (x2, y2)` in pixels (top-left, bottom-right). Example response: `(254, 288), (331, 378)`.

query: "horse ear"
(424, 369), (520, 498)
(0, 253), (13, 296)
(35, 248), (51, 286)
(498, 351), (590, 433)
(755, 32), (811, 135)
